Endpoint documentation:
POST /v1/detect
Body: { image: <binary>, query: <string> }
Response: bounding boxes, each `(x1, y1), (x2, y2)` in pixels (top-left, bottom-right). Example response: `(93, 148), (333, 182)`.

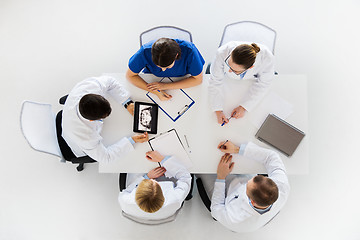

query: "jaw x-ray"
(138, 105), (152, 131)
(133, 102), (158, 134)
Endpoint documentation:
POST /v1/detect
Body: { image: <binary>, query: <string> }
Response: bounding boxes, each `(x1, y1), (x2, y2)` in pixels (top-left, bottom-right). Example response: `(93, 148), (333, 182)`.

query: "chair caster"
(185, 193), (193, 201)
(76, 163), (84, 172)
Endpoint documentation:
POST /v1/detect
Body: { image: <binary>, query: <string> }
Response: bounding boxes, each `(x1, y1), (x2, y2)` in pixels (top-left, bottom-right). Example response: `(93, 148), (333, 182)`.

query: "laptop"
(255, 114), (305, 157)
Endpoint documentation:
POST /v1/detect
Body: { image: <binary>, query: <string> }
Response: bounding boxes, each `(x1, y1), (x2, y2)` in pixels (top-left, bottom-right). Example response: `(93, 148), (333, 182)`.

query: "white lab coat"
(62, 76), (134, 163)
(118, 156), (191, 221)
(208, 41), (275, 112)
(211, 142), (290, 233)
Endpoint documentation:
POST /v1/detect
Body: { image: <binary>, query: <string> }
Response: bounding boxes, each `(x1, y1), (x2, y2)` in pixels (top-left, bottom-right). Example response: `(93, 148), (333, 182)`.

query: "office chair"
(56, 94), (96, 171)
(118, 172), (194, 225)
(140, 26), (193, 46)
(20, 101), (64, 160)
(119, 173), (194, 200)
(206, 21), (277, 74)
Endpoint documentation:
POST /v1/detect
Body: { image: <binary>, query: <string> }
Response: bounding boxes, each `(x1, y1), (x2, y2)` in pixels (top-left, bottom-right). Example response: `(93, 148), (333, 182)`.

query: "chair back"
(20, 101), (62, 158)
(140, 26), (192, 46)
(220, 21), (276, 54)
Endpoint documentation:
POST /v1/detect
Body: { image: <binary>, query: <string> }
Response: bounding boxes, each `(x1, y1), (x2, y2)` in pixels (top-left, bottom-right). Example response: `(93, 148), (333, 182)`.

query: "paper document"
(148, 129), (192, 170)
(249, 91), (294, 129)
(146, 78), (194, 122)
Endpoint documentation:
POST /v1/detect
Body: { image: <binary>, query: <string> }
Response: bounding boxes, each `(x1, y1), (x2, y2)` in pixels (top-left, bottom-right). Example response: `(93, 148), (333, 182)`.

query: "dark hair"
(231, 43), (260, 69)
(249, 175), (279, 207)
(151, 38), (181, 67)
(79, 94), (111, 120)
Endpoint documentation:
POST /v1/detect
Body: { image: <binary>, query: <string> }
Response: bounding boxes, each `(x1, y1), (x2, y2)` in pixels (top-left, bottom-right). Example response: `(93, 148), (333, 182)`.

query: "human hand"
(132, 132), (149, 143)
(231, 106), (246, 119)
(145, 150), (164, 162)
(216, 153), (234, 180)
(215, 111), (228, 125)
(218, 141), (240, 154)
(156, 90), (172, 101)
(147, 82), (168, 91)
(126, 102), (134, 116)
(147, 167), (166, 179)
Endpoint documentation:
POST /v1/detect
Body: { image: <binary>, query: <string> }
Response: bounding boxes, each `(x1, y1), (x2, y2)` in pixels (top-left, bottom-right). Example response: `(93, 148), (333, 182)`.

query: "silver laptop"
(255, 114), (305, 157)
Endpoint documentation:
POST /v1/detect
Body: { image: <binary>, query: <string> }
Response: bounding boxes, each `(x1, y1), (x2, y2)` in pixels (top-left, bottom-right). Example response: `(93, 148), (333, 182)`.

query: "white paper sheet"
(149, 129), (192, 170)
(249, 91), (294, 129)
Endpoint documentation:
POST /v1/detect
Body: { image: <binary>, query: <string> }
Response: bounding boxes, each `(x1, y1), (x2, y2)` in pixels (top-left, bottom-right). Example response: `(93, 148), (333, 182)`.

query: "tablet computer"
(133, 102), (158, 134)
(255, 114), (305, 157)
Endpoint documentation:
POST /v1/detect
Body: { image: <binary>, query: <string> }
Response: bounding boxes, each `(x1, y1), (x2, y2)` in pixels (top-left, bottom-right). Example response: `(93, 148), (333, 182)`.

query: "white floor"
(1, 0), (360, 239)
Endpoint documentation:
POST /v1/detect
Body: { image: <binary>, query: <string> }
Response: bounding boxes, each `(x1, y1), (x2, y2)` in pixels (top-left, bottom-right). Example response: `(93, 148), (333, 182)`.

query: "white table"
(99, 74), (308, 174)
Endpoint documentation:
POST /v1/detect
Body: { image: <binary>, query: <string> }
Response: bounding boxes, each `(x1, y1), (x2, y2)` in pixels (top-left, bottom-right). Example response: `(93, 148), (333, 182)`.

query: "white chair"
(219, 21), (276, 54)
(20, 101), (63, 160)
(140, 26), (193, 46)
(206, 21), (277, 74)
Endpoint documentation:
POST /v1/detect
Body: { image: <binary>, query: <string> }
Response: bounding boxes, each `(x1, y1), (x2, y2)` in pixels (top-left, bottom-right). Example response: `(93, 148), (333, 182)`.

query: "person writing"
(118, 151), (192, 223)
(126, 38), (205, 101)
(196, 141), (289, 232)
(61, 76), (148, 164)
(208, 42), (275, 125)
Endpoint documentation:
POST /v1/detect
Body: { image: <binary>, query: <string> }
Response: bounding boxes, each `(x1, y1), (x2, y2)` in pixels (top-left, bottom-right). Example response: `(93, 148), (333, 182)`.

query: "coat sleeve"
(93, 75), (131, 105)
(82, 136), (134, 164)
(243, 142), (290, 197)
(162, 156), (192, 202)
(239, 51), (275, 112)
(210, 181), (233, 223)
(208, 44), (229, 112)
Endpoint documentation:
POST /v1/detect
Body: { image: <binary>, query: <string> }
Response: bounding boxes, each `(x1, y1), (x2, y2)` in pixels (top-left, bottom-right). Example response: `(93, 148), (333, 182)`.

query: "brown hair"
(79, 94), (111, 120)
(135, 179), (165, 213)
(249, 175), (278, 207)
(151, 38), (181, 67)
(231, 43), (260, 69)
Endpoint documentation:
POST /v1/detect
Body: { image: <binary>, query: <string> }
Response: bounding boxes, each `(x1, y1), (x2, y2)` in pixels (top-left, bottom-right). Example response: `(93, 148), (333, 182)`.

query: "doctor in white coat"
(118, 151), (192, 224)
(62, 76), (148, 164)
(197, 141), (290, 232)
(208, 41), (275, 125)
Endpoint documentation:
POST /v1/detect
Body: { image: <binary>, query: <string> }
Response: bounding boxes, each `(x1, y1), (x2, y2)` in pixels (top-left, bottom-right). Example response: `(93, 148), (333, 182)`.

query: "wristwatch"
(124, 100), (134, 109)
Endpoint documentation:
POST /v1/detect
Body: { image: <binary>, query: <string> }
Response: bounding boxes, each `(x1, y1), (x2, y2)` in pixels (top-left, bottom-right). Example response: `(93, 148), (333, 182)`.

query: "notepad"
(148, 129), (192, 170)
(146, 78), (195, 122)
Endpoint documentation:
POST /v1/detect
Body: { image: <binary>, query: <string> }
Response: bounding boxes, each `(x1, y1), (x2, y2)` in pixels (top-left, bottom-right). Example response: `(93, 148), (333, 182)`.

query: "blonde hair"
(231, 43), (260, 69)
(135, 179), (165, 213)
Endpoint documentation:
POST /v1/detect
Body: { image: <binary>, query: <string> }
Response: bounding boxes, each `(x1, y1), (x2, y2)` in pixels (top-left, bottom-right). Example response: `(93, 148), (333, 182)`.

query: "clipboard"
(148, 129), (192, 170)
(146, 77), (195, 122)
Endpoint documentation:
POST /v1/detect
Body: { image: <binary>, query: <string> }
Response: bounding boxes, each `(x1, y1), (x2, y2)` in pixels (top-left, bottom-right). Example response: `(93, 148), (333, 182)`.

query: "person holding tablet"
(118, 151), (192, 223)
(126, 38), (205, 101)
(208, 42), (275, 125)
(61, 76), (149, 164)
(196, 141), (290, 232)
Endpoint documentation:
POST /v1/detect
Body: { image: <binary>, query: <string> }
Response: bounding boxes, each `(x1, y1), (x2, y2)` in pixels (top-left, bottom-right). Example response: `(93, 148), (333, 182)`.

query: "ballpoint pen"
(219, 140), (228, 149)
(184, 135), (191, 153)
(221, 111), (236, 126)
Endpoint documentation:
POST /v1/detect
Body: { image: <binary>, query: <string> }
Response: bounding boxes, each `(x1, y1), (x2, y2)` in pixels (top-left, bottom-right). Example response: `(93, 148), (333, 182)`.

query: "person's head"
(135, 179), (165, 213)
(227, 43), (260, 74)
(79, 94), (111, 120)
(151, 38), (181, 71)
(246, 175), (278, 208)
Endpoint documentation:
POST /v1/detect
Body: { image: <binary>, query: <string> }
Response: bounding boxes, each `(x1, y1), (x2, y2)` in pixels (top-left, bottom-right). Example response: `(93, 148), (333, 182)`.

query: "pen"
(184, 135), (192, 153)
(219, 140), (228, 149)
(221, 112), (236, 126)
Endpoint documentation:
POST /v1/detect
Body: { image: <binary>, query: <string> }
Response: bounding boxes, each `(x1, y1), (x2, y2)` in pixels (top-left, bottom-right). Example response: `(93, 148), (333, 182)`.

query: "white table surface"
(99, 73), (308, 174)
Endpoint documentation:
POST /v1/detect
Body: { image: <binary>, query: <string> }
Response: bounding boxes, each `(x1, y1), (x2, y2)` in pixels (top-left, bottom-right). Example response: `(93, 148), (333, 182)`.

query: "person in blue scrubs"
(126, 38), (205, 101)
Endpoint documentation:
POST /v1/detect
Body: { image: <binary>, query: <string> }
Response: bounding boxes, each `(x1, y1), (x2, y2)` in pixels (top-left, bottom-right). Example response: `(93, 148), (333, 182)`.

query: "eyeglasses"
(224, 55), (247, 75)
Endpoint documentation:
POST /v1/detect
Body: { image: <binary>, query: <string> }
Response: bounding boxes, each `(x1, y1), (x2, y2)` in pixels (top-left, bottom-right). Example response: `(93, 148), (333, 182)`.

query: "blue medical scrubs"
(128, 39), (205, 77)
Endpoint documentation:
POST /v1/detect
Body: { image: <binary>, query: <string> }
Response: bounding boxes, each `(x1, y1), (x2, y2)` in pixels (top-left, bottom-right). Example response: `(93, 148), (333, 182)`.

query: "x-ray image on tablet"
(133, 102), (158, 134)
